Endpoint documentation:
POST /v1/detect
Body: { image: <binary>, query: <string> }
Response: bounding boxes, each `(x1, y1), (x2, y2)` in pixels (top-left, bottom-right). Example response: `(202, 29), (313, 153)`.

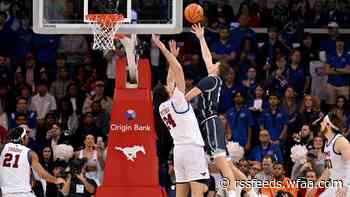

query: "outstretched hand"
(168, 40), (180, 57)
(191, 23), (205, 39)
(151, 34), (165, 49)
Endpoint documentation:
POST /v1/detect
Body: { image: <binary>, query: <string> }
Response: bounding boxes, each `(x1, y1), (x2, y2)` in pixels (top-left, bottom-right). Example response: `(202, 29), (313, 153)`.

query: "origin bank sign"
(110, 123), (151, 132)
(110, 109), (151, 132)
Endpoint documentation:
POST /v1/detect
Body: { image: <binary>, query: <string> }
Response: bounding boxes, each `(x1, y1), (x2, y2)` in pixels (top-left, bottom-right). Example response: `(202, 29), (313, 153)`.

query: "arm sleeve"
(171, 88), (189, 113)
(195, 76), (217, 93)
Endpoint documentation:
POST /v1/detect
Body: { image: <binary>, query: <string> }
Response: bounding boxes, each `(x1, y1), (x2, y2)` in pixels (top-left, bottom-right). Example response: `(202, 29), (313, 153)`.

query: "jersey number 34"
(2, 153), (20, 168)
(163, 114), (177, 130)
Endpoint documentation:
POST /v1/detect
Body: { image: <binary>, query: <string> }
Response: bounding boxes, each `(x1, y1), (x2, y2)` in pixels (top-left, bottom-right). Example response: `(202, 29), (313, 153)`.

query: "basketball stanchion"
(95, 34), (166, 197)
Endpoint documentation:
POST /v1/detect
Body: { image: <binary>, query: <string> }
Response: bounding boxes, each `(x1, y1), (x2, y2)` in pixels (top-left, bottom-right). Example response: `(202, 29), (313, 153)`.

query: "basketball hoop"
(86, 14), (124, 50)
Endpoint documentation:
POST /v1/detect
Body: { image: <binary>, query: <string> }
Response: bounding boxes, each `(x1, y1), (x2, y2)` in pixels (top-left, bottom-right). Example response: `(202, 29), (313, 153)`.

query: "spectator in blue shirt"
(218, 67), (243, 113)
(225, 91), (254, 152)
(320, 22), (339, 58)
(230, 14), (257, 50)
(285, 49), (310, 97)
(248, 129), (284, 163)
(210, 25), (236, 64)
(259, 93), (288, 144)
(324, 37), (350, 106)
(9, 97), (37, 129)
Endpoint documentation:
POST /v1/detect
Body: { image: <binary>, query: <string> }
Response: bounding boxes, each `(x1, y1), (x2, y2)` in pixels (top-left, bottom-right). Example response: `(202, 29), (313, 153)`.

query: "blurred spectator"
(242, 67), (258, 101)
(210, 0), (234, 23)
(210, 25), (236, 64)
(46, 123), (67, 153)
(271, 0), (289, 29)
(230, 14), (257, 51)
(281, 87), (300, 134)
(31, 82), (57, 121)
(183, 54), (207, 83)
(319, 22), (339, 58)
(285, 49), (310, 97)
(308, 136), (325, 176)
(0, 54), (12, 83)
(0, 122), (7, 144)
(324, 37), (350, 106)
(9, 96), (37, 129)
(72, 112), (101, 150)
(50, 66), (72, 102)
(291, 150), (316, 181)
(261, 163), (298, 197)
(91, 101), (109, 136)
(56, 97), (79, 133)
(307, 1), (327, 26)
(58, 35), (89, 76)
(298, 95), (322, 130)
(330, 96), (348, 132)
(0, 82), (9, 117)
(259, 26), (290, 81)
(248, 129), (284, 163)
(82, 80), (112, 114)
(297, 169), (325, 197)
(31, 34), (60, 71)
(236, 37), (258, 81)
(248, 84), (269, 112)
(255, 155), (274, 181)
(225, 91), (254, 152)
(64, 82), (84, 115)
(259, 93), (288, 144)
(237, 2), (260, 27)
(0, 11), (18, 60)
(22, 53), (37, 88)
(297, 32), (319, 67)
(218, 67), (243, 113)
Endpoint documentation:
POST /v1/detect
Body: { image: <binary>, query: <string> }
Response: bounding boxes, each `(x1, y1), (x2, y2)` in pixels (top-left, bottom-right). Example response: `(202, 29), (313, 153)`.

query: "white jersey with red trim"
(324, 134), (347, 181)
(0, 143), (32, 194)
(159, 88), (204, 146)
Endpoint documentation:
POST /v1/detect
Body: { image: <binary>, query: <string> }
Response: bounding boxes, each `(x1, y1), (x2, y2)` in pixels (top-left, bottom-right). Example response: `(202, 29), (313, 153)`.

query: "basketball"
(184, 3), (204, 24)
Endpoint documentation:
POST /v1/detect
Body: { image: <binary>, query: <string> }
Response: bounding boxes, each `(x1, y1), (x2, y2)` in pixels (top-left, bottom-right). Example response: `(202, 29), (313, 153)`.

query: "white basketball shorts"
(173, 144), (209, 183)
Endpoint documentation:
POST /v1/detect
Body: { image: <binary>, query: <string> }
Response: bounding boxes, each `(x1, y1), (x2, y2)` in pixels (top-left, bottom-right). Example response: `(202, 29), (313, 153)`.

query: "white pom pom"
(226, 141), (245, 162)
(53, 144), (74, 162)
(290, 145), (308, 164)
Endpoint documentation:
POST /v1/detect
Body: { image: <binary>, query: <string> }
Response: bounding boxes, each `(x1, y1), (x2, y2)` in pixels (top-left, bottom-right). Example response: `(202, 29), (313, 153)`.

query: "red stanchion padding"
(96, 58), (166, 197)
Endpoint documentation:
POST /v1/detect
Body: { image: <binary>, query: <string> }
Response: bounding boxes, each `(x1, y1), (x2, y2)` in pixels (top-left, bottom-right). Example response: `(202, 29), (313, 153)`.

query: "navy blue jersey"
(196, 76), (223, 121)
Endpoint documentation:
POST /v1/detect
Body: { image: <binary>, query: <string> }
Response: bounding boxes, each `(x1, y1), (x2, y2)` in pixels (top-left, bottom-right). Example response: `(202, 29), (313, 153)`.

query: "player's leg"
(175, 183), (190, 197)
(186, 146), (209, 197)
(205, 118), (236, 194)
(173, 146), (190, 197)
(190, 181), (208, 197)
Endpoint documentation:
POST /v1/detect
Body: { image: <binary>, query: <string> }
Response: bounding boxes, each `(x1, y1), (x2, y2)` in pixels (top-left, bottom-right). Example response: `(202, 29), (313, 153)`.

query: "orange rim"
(86, 14), (124, 25)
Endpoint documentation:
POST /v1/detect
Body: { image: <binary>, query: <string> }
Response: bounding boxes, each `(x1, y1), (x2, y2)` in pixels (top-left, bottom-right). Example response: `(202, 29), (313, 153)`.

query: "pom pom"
(53, 144), (74, 162)
(290, 145), (308, 164)
(226, 141), (244, 162)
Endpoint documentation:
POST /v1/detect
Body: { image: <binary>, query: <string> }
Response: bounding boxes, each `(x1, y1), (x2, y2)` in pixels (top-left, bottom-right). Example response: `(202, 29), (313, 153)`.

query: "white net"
(86, 14), (124, 50)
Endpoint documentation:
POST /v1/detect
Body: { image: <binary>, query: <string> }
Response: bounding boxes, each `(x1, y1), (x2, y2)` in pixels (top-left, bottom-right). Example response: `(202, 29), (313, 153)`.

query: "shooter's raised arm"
(191, 23), (213, 72)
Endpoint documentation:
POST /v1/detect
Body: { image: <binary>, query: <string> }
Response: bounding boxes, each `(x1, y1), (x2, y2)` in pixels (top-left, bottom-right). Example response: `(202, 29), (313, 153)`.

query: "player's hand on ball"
(191, 23), (204, 39)
(169, 40), (180, 57)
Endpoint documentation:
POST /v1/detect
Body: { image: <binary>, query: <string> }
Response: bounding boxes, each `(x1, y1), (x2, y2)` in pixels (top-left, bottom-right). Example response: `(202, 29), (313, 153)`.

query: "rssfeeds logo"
(124, 109), (136, 120)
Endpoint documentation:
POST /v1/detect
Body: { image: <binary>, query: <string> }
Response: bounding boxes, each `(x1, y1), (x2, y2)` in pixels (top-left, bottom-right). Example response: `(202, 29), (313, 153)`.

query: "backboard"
(33, 0), (183, 35)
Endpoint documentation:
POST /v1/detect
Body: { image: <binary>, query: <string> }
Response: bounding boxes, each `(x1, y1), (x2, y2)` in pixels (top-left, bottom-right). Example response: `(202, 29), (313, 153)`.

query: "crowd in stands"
(0, 0), (350, 196)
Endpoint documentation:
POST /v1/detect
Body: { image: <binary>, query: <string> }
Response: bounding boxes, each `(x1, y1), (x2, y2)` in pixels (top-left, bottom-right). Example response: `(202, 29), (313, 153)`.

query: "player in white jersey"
(319, 112), (350, 197)
(152, 35), (209, 197)
(0, 127), (64, 197)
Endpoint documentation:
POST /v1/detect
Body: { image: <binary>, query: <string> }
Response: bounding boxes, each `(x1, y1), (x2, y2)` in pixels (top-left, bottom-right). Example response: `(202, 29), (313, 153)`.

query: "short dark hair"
(16, 96), (28, 104)
(328, 112), (344, 133)
(15, 113), (27, 120)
